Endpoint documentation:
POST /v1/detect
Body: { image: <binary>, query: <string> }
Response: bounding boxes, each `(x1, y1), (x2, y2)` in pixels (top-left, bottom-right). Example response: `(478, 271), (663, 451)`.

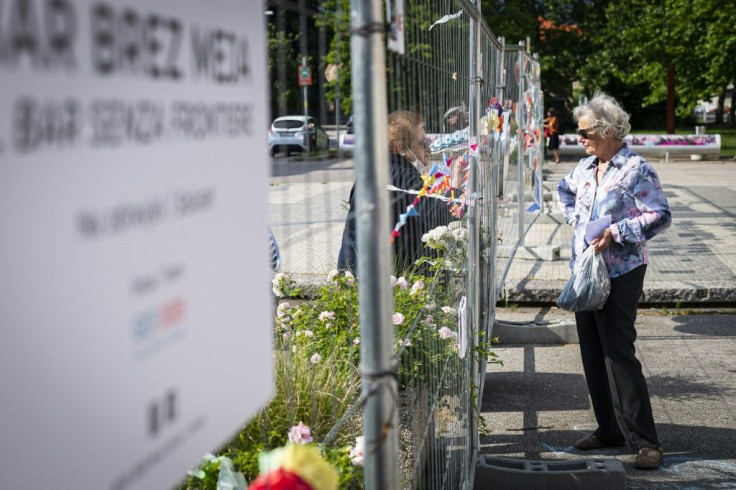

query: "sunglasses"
(415, 138), (431, 150)
(577, 127), (597, 139)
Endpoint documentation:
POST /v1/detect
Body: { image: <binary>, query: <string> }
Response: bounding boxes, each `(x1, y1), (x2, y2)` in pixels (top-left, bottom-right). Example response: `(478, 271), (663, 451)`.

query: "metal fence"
(232, 1), (543, 489)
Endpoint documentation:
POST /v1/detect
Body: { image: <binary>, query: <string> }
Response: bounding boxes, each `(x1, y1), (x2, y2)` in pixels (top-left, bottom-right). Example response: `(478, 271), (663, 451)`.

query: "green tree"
(701, 7), (736, 124)
(268, 22), (299, 117)
(482, 0), (613, 119)
(580, 0), (735, 122)
(316, 0), (352, 116)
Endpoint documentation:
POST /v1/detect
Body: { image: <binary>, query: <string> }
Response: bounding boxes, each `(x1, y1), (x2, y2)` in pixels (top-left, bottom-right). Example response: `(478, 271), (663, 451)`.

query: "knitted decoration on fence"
(390, 146), (475, 241)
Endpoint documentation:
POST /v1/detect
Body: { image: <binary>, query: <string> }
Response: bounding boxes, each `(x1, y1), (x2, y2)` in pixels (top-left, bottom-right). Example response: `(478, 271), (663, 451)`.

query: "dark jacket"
(337, 154), (456, 274)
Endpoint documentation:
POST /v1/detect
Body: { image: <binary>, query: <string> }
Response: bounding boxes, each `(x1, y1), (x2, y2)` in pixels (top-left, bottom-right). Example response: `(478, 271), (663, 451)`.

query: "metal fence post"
(516, 42), (525, 246)
(485, 36), (504, 337)
(467, 7), (483, 478)
(350, 1), (398, 488)
(334, 1), (342, 157)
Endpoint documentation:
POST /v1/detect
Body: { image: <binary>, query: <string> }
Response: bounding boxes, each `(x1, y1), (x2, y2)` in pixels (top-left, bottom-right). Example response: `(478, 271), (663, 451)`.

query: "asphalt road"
(270, 153), (355, 184)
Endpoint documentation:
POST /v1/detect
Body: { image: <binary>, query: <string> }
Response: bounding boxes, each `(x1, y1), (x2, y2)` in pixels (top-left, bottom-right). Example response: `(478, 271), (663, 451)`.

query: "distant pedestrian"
(556, 92), (671, 469)
(337, 111), (461, 274)
(544, 108), (561, 163)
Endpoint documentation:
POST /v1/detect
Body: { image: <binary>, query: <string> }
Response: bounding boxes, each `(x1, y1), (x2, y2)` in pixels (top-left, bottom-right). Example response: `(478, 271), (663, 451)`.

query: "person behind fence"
(337, 111), (461, 274)
(556, 92), (671, 470)
(544, 108), (561, 163)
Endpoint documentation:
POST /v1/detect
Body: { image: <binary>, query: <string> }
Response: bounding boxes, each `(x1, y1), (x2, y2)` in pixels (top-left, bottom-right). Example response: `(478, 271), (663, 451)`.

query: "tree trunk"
(667, 63), (675, 134)
(716, 86), (726, 125)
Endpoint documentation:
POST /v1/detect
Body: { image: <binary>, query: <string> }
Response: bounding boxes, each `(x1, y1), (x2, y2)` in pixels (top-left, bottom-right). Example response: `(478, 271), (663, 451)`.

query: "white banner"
(0, 1), (272, 489)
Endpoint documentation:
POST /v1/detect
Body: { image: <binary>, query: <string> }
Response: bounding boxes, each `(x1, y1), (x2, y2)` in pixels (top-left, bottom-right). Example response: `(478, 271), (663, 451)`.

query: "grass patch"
(716, 127), (736, 157)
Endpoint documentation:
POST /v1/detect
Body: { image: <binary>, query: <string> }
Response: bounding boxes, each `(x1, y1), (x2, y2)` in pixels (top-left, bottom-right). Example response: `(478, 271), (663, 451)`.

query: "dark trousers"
(575, 265), (660, 451)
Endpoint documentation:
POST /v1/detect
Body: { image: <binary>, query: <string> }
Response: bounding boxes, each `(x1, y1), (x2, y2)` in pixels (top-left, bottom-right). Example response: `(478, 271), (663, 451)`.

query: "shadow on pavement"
(670, 314), (736, 337)
(482, 372), (590, 412)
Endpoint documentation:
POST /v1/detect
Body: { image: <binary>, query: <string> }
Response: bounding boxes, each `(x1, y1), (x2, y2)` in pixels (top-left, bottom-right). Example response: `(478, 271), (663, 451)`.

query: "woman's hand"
(452, 159), (464, 189)
(590, 226), (614, 252)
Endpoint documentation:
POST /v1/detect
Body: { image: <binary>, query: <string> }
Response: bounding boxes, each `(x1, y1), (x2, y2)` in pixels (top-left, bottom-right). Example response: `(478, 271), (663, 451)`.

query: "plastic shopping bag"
(556, 246), (611, 312)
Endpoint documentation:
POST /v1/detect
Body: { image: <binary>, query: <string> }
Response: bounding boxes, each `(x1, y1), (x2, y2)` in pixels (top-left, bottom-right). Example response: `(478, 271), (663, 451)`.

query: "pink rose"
(288, 421), (313, 444)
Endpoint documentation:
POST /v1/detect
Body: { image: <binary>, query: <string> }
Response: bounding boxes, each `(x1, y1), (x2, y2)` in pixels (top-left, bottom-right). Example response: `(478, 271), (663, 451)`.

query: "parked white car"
(268, 116), (330, 157)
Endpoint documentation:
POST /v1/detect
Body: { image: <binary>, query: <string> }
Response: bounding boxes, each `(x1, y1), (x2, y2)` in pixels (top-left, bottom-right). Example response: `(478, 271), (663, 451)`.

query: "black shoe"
(573, 434), (625, 450)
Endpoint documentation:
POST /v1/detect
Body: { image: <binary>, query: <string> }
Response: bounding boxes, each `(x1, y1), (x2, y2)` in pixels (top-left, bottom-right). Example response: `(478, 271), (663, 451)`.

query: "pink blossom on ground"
(319, 311), (336, 322)
(392, 312), (405, 325)
(288, 422), (313, 444)
(349, 436), (365, 466)
(344, 271), (356, 286)
(423, 315), (435, 326)
(410, 279), (425, 295)
(304, 330), (314, 338)
(272, 273), (287, 297)
(310, 353), (322, 364)
(396, 277), (409, 290)
(353, 338), (360, 345)
(276, 302), (291, 317)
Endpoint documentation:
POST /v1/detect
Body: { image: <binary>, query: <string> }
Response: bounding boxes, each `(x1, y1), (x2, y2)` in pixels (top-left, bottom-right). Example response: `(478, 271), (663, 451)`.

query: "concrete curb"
(287, 151), (338, 163)
(501, 281), (736, 306)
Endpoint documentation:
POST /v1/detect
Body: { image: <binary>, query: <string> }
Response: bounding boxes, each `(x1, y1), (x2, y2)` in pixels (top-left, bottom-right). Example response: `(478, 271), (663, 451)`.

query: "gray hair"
(573, 91), (631, 141)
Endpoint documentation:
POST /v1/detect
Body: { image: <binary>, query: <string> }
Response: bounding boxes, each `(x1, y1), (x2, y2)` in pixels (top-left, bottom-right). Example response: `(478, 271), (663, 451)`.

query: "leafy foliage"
(179, 238), (499, 488)
(482, 0), (735, 125)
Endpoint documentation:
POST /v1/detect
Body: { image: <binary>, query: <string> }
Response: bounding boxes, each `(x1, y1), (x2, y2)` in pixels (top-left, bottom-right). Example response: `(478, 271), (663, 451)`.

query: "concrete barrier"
(474, 455), (625, 490)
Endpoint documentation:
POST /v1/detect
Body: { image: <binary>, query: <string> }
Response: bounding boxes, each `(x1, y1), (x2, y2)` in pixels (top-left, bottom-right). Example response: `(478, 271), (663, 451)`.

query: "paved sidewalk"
(482, 306), (736, 488)
(483, 158), (736, 487)
(502, 159), (736, 306)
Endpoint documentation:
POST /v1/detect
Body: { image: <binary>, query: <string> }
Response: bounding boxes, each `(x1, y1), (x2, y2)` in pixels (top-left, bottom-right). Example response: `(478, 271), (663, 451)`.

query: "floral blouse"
(556, 145), (671, 278)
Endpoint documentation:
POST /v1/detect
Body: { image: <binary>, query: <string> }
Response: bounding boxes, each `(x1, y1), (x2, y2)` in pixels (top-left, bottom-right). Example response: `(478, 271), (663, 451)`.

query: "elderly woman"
(338, 111), (460, 274)
(556, 92), (671, 469)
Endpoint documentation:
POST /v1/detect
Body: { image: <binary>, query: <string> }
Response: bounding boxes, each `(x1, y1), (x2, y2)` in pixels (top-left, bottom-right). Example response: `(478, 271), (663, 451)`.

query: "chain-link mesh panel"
(178, 1), (543, 488)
